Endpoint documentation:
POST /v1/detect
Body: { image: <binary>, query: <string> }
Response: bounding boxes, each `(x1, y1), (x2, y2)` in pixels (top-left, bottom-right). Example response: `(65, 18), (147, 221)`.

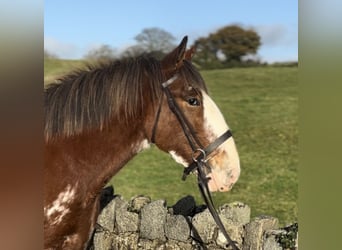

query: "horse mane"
(44, 56), (207, 141)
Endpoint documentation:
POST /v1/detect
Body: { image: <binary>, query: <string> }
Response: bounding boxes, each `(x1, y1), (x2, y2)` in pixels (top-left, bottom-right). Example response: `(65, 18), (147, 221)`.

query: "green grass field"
(45, 59), (298, 226)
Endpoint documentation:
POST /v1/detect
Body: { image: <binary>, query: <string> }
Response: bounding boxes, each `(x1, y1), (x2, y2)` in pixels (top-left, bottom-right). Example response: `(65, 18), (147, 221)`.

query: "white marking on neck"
(62, 234), (81, 248)
(169, 150), (189, 167)
(134, 139), (150, 153)
(44, 184), (76, 225)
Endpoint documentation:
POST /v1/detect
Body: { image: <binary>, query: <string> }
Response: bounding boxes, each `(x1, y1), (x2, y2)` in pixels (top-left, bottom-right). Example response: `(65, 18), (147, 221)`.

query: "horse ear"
(185, 46), (196, 60)
(161, 36), (188, 74)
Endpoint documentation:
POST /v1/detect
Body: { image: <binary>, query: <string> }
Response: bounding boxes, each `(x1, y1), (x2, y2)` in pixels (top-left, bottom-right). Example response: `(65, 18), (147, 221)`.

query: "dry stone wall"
(89, 193), (298, 250)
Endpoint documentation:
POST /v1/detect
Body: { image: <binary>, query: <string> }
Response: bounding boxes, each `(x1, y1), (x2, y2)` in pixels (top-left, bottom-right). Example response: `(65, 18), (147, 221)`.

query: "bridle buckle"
(192, 148), (206, 163)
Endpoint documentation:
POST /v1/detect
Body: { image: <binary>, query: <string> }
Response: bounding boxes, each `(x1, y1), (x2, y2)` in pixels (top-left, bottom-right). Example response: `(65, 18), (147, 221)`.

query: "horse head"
(147, 37), (240, 192)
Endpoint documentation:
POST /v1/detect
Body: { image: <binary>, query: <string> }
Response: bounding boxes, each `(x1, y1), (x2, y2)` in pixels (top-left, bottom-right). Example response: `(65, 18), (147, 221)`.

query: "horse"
(44, 36), (240, 249)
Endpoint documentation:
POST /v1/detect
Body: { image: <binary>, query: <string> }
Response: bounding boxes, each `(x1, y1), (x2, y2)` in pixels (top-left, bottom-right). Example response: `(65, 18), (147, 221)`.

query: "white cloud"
(253, 24), (297, 48)
(250, 24), (298, 62)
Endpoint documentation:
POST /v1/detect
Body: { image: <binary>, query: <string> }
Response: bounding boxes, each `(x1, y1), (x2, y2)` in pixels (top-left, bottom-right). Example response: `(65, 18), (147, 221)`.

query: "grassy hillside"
(44, 59), (87, 84)
(44, 59), (298, 226)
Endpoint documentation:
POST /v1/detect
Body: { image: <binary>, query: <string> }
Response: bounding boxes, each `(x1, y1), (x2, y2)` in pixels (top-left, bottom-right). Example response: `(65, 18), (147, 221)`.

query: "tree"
(84, 44), (116, 60)
(192, 37), (222, 69)
(193, 25), (261, 68)
(134, 28), (176, 55)
(120, 45), (145, 58)
(44, 50), (58, 59)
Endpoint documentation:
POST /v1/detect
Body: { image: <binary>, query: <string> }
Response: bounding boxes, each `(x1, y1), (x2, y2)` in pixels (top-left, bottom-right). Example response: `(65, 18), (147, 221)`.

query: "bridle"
(151, 75), (239, 250)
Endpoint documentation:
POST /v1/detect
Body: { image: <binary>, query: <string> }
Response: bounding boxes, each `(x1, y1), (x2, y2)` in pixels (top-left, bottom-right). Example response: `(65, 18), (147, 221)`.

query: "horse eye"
(187, 98), (200, 106)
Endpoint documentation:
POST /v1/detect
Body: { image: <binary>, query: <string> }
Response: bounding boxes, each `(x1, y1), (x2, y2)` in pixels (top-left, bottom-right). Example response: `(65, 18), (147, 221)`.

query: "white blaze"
(202, 91), (229, 139)
(202, 91), (240, 189)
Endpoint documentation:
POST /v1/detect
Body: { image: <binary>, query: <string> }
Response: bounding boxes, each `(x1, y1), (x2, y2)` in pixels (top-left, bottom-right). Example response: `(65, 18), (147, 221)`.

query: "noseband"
(151, 75), (239, 250)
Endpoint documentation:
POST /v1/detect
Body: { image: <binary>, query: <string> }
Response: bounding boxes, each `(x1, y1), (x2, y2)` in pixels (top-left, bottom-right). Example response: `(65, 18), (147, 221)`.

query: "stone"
(170, 195), (196, 217)
(93, 194), (297, 250)
(129, 195), (151, 213)
(111, 232), (139, 250)
(263, 229), (284, 250)
(191, 208), (216, 244)
(96, 197), (117, 232)
(243, 215), (279, 250)
(164, 214), (190, 242)
(218, 202), (251, 226)
(116, 202), (139, 233)
(215, 202), (250, 249)
(266, 223), (298, 250)
(164, 240), (194, 250)
(137, 239), (165, 249)
(216, 225), (243, 250)
(93, 231), (113, 250)
(140, 199), (167, 241)
(206, 244), (225, 250)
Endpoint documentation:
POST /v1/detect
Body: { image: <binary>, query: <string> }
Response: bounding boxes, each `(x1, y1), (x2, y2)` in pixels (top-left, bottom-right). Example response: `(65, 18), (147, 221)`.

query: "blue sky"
(44, 1), (298, 63)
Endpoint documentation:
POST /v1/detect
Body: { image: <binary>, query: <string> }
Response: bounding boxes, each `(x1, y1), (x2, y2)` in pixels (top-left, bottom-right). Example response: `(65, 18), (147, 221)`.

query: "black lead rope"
(183, 130), (240, 250)
(197, 161), (239, 250)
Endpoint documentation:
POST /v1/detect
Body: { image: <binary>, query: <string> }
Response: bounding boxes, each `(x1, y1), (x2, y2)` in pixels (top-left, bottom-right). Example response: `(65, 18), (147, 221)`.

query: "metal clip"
(192, 148), (206, 163)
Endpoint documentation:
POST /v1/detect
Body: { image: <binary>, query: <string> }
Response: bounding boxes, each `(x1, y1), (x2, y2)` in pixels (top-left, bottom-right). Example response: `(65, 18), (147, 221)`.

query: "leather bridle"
(151, 75), (239, 250)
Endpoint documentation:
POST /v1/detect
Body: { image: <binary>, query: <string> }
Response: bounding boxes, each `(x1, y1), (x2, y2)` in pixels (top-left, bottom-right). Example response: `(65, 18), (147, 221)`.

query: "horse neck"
(46, 120), (149, 191)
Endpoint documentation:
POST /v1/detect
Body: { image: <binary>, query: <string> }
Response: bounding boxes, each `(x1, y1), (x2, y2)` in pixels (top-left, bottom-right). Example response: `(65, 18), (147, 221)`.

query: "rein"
(151, 75), (239, 250)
